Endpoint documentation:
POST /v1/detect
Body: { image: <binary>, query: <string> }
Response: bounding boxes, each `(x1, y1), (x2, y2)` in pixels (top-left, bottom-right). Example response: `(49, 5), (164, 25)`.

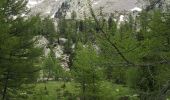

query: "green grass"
(99, 81), (139, 100)
(26, 81), (139, 100)
(28, 81), (79, 100)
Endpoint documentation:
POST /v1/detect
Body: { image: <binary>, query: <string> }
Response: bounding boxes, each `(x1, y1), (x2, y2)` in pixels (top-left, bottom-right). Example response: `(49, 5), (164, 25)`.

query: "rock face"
(27, 0), (141, 18)
(27, 0), (68, 18)
(92, 0), (140, 12)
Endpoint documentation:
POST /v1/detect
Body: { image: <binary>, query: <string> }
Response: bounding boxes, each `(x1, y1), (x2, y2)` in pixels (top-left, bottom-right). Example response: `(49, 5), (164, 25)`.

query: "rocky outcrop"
(27, 0), (142, 19)
(27, 0), (66, 18)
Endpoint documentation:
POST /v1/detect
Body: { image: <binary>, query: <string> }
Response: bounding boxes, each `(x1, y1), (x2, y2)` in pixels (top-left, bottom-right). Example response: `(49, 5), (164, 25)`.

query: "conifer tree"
(0, 0), (43, 99)
(43, 51), (63, 81)
(72, 42), (102, 100)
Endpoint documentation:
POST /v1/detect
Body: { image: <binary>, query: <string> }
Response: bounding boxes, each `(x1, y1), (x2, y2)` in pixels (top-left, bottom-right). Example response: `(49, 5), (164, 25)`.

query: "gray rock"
(27, 0), (142, 19)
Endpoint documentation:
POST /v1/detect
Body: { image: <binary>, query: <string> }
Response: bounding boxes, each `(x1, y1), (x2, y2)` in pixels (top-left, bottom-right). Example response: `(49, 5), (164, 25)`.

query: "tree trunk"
(2, 71), (9, 100)
(92, 69), (96, 100)
(82, 80), (86, 100)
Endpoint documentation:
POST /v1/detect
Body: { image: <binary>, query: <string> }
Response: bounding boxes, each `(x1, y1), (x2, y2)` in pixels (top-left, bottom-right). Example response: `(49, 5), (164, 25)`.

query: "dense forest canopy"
(0, 0), (170, 100)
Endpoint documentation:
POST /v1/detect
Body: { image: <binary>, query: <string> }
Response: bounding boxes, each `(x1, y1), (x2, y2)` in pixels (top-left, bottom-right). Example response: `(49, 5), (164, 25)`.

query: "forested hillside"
(0, 0), (170, 100)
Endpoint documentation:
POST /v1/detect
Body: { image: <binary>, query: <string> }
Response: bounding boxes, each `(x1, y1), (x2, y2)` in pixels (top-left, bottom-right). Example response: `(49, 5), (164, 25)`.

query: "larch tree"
(72, 42), (103, 100)
(0, 0), (43, 99)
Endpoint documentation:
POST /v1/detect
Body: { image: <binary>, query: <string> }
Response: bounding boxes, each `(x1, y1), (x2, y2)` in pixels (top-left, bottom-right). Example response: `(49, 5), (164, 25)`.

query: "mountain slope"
(27, 0), (141, 18)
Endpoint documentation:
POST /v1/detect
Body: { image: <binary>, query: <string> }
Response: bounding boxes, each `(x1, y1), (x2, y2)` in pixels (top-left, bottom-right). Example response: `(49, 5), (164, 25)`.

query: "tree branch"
(88, 1), (134, 65)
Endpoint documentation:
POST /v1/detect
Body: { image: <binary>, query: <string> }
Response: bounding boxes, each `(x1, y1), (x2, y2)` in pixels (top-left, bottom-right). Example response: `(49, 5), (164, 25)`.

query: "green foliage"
(0, 0), (170, 99)
(126, 67), (141, 89)
(42, 51), (63, 80)
(99, 81), (139, 100)
(0, 0), (54, 99)
(72, 42), (103, 99)
(29, 81), (80, 100)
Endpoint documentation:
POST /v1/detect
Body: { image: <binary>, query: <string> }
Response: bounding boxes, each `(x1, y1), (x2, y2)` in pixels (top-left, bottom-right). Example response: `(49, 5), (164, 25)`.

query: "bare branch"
(87, 1), (134, 65)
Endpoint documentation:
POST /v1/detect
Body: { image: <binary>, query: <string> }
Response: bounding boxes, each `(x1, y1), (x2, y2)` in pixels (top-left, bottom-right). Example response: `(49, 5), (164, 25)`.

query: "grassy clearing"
(26, 81), (139, 100)
(28, 81), (79, 100)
